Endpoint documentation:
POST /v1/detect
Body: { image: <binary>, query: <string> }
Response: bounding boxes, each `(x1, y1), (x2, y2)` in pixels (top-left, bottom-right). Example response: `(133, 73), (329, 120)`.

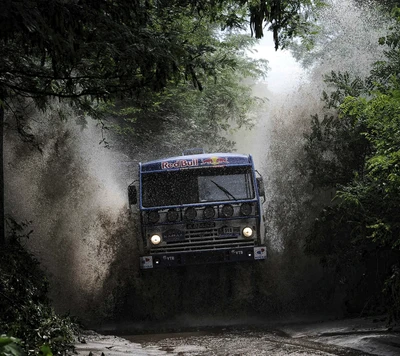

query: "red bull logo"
(161, 159), (199, 169)
(201, 156), (229, 165)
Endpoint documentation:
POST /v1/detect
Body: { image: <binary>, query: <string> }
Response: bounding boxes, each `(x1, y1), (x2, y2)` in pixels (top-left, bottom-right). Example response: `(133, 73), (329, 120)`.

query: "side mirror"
(128, 184), (137, 205)
(256, 177), (266, 202)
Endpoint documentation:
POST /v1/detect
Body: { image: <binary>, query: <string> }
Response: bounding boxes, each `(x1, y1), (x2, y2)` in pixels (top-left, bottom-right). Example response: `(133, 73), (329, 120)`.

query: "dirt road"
(75, 316), (400, 356)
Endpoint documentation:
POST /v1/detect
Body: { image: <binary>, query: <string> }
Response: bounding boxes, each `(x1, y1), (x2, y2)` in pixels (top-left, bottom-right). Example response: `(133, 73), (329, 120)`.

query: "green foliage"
(337, 92), (400, 248)
(0, 219), (78, 355)
(304, 12), (400, 320)
(304, 112), (369, 188)
(0, 0), (323, 105)
(0, 0), (322, 154)
(105, 32), (269, 155)
(246, 0), (326, 49)
(322, 72), (370, 109)
(0, 336), (24, 356)
(0, 0), (323, 335)
(0, 1), (242, 114)
(0, 0), (315, 163)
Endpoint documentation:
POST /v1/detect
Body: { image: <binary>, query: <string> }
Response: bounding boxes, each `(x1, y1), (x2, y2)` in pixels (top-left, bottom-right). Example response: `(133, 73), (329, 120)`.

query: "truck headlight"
(150, 234), (162, 245)
(242, 227), (253, 238)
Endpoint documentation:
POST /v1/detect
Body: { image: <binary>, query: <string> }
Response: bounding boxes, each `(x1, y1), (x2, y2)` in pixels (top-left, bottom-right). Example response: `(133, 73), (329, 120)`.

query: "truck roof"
(141, 153), (253, 173)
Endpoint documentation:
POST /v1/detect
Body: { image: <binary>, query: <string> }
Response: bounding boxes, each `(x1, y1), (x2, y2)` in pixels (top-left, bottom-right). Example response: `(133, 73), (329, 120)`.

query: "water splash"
(3, 0), (394, 324)
(5, 102), (133, 317)
(227, 0), (393, 316)
(234, 0), (392, 251)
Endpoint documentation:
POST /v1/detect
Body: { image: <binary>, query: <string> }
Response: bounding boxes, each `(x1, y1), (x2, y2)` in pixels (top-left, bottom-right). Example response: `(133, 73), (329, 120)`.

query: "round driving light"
(203, 206), (215, 219)
(167, 209), (179, 222)
(240, 203), (252, 216)
(150, 234), (162, 245)
(221, 204), (234, 218)
(148, 211), (160, 223)
(242, 227), (253, 238)
(184, 207), (197, 220)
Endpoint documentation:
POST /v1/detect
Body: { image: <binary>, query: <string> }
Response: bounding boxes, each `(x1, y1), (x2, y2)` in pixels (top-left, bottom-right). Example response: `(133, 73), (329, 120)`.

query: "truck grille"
(151, 226), (254, 253)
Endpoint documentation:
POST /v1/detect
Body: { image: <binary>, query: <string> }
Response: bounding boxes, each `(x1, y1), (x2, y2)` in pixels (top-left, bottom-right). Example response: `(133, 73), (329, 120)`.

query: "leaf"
(39, 344), (53, 356)
(0, 337), (24, 356)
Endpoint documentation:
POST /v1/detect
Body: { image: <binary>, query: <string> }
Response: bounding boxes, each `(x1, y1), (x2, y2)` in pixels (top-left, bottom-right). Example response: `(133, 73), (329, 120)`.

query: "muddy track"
(76, 317), (400, 356)
(126, 329), (377, 356)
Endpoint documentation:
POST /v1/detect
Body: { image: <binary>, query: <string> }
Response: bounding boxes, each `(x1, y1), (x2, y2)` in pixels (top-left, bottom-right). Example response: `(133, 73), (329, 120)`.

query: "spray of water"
(230, 0), (393, 315)
(266, 0), (391, 247)
(4, 102), (136, 319)
(4, 0), (394, 325)
(235, 0), (391, 246)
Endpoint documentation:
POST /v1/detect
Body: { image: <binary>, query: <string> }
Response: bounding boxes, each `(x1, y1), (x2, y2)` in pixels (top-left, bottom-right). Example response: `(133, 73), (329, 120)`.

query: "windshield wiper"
(211, 180), (237, 200)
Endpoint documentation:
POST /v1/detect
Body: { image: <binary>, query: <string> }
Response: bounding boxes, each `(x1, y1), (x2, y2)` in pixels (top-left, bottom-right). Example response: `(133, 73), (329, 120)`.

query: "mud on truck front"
(128, 150), (267, 269)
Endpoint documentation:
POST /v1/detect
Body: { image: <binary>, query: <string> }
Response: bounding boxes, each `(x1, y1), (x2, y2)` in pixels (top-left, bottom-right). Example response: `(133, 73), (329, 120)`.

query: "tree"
(0, 0), (324, 244)
(304, 10), (400, 320)
(105, 32), (269, 158)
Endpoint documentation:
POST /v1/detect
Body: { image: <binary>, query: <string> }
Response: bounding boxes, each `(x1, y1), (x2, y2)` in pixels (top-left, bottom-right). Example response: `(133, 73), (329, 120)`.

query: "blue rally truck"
(128, 149), (267, 269)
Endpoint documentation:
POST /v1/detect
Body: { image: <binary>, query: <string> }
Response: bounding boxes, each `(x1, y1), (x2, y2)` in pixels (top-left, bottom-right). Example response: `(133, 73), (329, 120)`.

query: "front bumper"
(139, 246), (267, 269)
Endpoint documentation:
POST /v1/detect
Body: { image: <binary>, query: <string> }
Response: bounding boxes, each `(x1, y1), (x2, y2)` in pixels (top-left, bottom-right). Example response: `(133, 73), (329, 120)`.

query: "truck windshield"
(142, 166), (254, 207)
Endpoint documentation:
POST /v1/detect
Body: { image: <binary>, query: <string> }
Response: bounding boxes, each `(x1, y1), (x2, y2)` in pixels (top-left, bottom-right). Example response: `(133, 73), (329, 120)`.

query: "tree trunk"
(0, 100), (4, 245)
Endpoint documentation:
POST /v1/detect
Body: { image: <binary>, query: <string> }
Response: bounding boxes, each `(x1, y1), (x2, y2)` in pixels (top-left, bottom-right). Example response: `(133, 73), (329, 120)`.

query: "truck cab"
(129, 150), (266, 269)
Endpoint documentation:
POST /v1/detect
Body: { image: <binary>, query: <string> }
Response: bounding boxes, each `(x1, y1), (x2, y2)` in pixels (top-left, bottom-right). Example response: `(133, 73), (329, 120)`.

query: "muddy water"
(77, 316), (399, 356)
(5, 0), (397, 327)
(126, 329), (365, 355)
(76, 316), (400, 356)
(76, 320), (400, 356)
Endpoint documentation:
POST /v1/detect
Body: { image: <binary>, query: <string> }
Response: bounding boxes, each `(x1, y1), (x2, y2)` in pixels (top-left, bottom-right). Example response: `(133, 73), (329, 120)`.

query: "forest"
(1, 0), (400, 355)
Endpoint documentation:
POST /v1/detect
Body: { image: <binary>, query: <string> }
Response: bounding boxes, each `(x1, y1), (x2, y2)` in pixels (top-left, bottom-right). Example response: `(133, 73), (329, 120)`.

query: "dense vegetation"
(0, 0), (324, 242)
(0, 220), (78, 355)
(3, 0), (400, 353)
(104, 32), (269, 159)
(304, 5), (400, 321)
(1, 0), (326, 354)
